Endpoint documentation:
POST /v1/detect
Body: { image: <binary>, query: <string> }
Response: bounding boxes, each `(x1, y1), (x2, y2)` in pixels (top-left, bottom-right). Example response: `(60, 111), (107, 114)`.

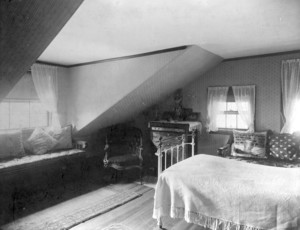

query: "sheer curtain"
(232, 85), (255, 132)
(31, 64), (61, 128)
(207, 87), (229, 132)
(281, 59), (300, 133)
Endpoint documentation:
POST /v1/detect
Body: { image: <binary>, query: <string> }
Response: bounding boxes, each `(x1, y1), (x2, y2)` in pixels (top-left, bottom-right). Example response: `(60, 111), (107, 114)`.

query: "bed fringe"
(169, 207), (262, 230)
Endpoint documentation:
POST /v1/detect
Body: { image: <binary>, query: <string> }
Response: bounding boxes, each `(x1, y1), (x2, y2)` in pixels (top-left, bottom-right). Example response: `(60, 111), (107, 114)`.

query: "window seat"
(0, 126), (88, 224)
(0, 149), (84, 170)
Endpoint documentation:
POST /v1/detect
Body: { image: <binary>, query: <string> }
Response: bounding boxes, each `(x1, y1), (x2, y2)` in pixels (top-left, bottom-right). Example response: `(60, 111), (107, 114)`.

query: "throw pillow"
(0, 130), (25, 161)
(21, 128), (35, 154)
(26, 128), (58, 155)
(44, 125), (73, 151)
(231, 130), (267, 158)
(268, 133), (300, 161)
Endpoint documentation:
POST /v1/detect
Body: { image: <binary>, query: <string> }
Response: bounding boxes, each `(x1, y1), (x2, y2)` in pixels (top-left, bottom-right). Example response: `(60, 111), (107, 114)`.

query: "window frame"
(209, 86), (251, 134)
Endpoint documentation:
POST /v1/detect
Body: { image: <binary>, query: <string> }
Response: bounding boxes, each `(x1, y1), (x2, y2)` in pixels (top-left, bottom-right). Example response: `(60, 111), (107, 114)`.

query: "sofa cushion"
(25, 128), (58, 155)
(0, 130), (25, 161)
(44, 125), (72, 151)
(231, 130), (267, 158)
(268, 133), (300, 161)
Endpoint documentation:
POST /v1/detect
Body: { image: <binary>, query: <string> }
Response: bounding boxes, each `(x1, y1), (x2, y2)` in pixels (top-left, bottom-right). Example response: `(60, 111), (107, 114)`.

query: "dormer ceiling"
(38, 0), (300, 66)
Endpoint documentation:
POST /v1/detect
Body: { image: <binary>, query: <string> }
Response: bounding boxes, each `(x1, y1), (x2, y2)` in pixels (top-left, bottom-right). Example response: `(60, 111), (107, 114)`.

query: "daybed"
(153, 130), (300, 230)
(0, 125), (87, 224)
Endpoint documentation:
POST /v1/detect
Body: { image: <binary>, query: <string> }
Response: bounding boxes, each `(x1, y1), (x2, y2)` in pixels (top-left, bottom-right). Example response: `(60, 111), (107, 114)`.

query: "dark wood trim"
(36, 60), (69, 68)
(224, 50), (300, 62)
(36, 47), (300, 68)
(27, 61), (68, 72)
(67, 46), (188, 68)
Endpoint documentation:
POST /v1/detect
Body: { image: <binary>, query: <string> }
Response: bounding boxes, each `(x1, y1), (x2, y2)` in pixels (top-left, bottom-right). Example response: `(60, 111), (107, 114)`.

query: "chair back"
(106, 125), (142, 157)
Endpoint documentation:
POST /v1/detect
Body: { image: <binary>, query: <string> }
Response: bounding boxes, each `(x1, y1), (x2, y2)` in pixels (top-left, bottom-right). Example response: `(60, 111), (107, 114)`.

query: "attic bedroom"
(1, 0), (300, 229)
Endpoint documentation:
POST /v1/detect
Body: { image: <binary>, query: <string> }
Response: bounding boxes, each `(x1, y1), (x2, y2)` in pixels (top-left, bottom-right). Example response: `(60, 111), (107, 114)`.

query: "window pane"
(30, 102), (48, 127)
(0, 102), (9, 129)
(216, 114), (226, 128)
(237, 115), (248, 129)
(10, 102), (30, 129)
(227, 102), (237, 111)
(227, 114), (237, 129)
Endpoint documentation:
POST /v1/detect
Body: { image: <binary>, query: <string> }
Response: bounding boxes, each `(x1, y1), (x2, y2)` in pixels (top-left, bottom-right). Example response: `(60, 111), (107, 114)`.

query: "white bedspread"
(153, 154), (300, 230)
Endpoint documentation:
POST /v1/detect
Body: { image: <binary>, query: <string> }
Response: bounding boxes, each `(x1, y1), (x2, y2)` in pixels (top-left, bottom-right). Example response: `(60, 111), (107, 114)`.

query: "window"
(0, 73), (50, 131)
(207, 85), (255, 132)
(0, 99), (50, 130)
(216, 87), (249, 131)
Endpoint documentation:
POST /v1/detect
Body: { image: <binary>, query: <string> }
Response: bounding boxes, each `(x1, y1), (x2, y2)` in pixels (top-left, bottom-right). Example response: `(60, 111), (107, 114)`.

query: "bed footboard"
(156, 131), (196, 177)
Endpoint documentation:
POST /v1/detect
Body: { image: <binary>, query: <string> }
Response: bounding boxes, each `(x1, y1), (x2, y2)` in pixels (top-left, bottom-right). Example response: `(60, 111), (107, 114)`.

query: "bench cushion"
(0, 149), (85, 170)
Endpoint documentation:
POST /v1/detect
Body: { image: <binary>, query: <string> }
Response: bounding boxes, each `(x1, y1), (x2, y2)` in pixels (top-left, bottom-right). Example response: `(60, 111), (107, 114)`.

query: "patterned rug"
(2, 184), (150, 230)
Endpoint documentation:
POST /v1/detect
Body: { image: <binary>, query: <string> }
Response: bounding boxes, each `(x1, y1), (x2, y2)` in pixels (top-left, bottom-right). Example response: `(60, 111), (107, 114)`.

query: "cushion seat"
(106, 154), (140, 167)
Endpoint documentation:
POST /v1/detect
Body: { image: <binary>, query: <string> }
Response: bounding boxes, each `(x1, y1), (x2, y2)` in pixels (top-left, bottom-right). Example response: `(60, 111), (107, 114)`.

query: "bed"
(153, 154), (300, 230)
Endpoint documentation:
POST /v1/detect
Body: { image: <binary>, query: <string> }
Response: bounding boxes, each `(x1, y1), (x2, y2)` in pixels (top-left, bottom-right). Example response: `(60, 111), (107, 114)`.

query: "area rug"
(100, 223), (132, 230)
(2, 185), (146, 230)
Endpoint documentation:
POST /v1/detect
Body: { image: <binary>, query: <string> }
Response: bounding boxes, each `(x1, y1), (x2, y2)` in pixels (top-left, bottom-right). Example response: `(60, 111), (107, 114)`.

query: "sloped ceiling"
(39, 0), (300, 65)
(76, 45), (222, 136)
(0, 0), (83, 101)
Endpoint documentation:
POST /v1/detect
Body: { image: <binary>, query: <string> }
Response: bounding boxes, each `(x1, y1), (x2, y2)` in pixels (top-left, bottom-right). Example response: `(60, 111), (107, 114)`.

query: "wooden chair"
(103, 125), (143, 184)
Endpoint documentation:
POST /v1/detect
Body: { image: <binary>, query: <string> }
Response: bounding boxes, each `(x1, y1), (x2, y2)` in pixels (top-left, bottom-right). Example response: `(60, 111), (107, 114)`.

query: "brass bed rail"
(155, 131), (196, 177)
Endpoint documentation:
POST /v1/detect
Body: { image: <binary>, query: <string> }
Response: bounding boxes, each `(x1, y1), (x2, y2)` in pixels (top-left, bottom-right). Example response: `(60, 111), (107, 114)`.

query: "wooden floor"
(2, 173), (207, 230)
(71, 183), (207, 230)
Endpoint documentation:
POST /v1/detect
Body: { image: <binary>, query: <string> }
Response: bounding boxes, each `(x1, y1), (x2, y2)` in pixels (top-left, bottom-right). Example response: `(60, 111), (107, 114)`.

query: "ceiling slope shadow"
(0, 0), (83, 102)
(77, 45), (223, 136)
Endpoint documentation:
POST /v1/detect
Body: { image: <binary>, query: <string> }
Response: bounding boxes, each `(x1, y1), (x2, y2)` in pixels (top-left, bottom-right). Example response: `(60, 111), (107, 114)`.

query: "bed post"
(191, 129), (196, 156)
(157, 137), (163, 178)
(157, 217), (163, 229)
(181, 134), (185, 160)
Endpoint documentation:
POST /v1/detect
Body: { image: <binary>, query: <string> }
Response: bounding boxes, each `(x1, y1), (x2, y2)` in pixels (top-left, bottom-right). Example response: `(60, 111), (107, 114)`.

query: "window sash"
(217, 102), (248, 130)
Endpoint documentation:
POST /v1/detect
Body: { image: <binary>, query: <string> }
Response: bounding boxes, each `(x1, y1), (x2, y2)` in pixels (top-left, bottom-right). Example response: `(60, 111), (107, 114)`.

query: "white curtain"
(207, 87), (229, 132)
(232, 85), (255, 132)
(31, 64), (61, 128)
(281, 59), (300, 133)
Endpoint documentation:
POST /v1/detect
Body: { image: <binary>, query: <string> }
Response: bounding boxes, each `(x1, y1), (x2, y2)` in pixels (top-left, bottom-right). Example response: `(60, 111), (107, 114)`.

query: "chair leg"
(140, 168), (143, 185)
(115, 170), (118, 183)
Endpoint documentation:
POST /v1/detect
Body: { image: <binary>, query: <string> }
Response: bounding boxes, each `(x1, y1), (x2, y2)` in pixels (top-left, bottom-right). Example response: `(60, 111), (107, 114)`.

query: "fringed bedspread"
(153, 154), (300, 230)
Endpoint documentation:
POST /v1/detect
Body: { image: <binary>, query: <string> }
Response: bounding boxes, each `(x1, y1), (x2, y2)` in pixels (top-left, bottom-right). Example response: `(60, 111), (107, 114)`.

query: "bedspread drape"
(153, 154), (300, 230)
